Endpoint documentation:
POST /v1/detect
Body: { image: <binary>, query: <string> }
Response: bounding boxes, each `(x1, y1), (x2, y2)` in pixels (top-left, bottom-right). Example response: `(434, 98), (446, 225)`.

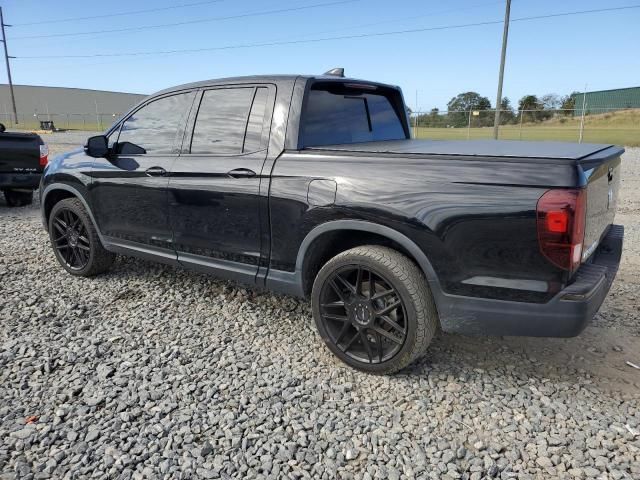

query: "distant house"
(572, 86), (640, 116)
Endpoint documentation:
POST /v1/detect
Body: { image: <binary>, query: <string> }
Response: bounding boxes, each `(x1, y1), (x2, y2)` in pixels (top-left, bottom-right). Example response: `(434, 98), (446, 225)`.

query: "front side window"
(302, 84), (406, 147)
(117, 92), (194, 154)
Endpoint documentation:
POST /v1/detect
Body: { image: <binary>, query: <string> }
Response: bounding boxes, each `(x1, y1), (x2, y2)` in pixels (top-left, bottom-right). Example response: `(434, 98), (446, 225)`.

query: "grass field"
(415, 109), (640, 146)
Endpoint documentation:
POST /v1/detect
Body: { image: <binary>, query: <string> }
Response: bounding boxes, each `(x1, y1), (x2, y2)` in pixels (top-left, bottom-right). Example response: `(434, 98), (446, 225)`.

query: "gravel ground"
(1, 133), (639, 480)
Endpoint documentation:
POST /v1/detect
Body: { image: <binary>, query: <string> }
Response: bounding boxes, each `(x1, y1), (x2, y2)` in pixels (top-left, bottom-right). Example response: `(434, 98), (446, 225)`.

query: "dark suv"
(41, 73), (623, 373)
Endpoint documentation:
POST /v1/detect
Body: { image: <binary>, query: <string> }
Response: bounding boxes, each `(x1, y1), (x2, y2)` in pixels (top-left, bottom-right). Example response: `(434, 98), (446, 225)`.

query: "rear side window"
(117, 92), (194, 154)
(190, 87), (269, 155)
(302, 85), (406, 147)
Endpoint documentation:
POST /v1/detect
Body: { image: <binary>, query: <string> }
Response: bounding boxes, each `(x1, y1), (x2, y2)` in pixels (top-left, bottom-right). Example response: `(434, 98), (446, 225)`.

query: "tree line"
(416, 91), (580, 128)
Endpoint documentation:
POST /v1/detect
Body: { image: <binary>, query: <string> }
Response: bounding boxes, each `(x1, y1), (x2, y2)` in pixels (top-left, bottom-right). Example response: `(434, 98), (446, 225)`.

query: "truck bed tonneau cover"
(305, 139), (620, 161)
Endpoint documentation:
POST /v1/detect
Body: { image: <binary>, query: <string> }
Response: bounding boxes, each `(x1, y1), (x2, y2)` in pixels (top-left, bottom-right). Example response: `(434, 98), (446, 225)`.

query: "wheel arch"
(295, 220), (443, 300)
(42, 184), (103, 242)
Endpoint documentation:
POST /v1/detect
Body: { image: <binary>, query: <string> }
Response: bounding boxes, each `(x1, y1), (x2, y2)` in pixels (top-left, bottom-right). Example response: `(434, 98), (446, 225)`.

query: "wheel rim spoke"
(334, 273), (356, 296)
(341, 329), (360, 353)
(371, 288), (394, 301)
(376, 300), (402, 317)
(321, 300), (345, 308)
(328, 278), (348, 302)
(373, 326), (404, 345)
(355, 267), (363, 296)
(378, 314), (405, 334)
(368, 271), (376, 299)
(360, 329), (374, 363)
(322, 313), (348, 322)
(375, 331), (383, 362)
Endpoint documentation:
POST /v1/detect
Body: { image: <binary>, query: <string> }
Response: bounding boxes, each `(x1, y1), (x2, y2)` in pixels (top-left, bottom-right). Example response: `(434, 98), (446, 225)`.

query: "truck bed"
(305, 139), (622, 164)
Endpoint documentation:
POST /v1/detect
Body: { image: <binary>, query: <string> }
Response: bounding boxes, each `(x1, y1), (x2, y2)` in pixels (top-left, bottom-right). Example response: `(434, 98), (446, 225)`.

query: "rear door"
(90, 91), (196, 254)
(168, 85), (274, 282)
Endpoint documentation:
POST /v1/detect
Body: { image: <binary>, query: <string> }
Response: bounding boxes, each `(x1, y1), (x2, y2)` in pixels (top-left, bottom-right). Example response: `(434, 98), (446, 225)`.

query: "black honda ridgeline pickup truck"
(40, 72), (623, 373)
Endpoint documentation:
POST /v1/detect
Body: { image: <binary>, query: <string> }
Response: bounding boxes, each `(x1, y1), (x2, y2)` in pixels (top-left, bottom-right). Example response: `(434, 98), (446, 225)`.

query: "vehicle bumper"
(437, 224), (624, 337)
(0, 172), (41, 190)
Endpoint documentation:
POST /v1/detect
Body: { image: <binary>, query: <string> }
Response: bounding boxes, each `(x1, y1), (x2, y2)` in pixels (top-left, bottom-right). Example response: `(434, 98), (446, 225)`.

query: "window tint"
(191, 88), (254, 154)
(118, 92), (194, 154)
(302, 87), (406, 147)
(243, 87), (269, 153)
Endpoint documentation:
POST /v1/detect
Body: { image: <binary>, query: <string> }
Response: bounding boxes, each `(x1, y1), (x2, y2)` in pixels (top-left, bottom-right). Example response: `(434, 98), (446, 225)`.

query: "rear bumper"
(0, 172), (41, 190)
(437, 224), (624, 337)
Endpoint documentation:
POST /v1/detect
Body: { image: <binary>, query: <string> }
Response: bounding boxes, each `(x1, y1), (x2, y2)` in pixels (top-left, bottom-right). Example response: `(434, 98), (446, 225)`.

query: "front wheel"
(48, 198), (115, 276)
(311, 246), (438, 374)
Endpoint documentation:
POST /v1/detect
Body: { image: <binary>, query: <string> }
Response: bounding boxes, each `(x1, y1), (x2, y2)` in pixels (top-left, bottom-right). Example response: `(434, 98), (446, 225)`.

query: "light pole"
(0, 7), (18, 125)
(493, 0), (511, 140)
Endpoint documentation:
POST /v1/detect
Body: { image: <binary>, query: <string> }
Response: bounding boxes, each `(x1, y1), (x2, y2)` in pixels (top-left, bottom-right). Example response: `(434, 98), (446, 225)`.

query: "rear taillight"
(536, 188), (587, 273)
(39, 144), (49, 167)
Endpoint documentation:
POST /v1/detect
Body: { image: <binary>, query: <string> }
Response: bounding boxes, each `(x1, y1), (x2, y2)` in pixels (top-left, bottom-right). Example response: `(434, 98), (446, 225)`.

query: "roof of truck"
(153, 74), (398, 96)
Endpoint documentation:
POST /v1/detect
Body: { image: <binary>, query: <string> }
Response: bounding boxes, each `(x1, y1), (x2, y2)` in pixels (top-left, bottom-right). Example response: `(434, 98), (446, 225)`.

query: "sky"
(1, 0), (639, 111)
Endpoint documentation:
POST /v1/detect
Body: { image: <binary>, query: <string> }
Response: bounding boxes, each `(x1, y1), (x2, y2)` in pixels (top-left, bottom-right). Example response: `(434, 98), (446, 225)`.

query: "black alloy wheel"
(51, 207), (91, 271)
(312, 246), (438, 374)
(48, 198), (115, 276)
(318, 265), (408, 364)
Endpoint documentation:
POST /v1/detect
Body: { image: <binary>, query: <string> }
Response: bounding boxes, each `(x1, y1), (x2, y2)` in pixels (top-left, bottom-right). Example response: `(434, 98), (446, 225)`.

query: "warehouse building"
(572, 86), (640, 115)
(0, 84), (147, 129)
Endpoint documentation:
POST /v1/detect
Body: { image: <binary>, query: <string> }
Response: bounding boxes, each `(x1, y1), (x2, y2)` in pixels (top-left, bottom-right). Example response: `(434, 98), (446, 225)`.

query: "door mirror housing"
(85, 135), (109, 158)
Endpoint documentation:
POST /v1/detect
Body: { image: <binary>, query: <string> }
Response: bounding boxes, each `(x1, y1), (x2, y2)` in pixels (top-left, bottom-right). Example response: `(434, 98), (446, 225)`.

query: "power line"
(10, 0), (358, 40)
(12, 0), (226, 26)
(15, 3), (640, 59)
(32, 1), (506, 70)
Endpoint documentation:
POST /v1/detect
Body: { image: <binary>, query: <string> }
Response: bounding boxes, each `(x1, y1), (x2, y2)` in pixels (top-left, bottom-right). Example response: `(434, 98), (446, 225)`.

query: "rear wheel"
(49, 198), (115, 276)
(311, 245), (438, 374)
(3, 189), (33, 207)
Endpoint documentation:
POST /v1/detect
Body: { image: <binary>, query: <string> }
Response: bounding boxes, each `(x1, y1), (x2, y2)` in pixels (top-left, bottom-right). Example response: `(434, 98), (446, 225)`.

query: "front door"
(168, 85), (274, 283)
(90, 91), (196, 255)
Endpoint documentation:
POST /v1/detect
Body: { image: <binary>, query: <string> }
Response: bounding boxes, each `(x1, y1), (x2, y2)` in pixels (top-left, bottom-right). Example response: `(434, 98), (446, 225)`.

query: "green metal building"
(572, 86), (640, 116)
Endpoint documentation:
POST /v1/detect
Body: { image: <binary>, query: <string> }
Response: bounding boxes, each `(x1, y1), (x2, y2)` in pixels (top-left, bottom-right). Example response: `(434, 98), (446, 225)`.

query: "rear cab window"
(301, 82), (408, 147)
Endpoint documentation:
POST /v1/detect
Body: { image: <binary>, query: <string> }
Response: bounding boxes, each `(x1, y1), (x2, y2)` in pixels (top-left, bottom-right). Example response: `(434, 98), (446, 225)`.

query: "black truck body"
(39, 73), (624, 373)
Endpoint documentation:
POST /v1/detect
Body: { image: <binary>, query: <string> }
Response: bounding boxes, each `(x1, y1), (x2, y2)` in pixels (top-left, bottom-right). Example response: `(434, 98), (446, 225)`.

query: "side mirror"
(85, 135), (109, 158)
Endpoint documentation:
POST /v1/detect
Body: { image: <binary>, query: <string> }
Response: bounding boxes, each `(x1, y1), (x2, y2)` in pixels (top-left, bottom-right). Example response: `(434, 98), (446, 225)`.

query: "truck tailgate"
(581, 148), (623, 262)
(0, 132), (44, 173)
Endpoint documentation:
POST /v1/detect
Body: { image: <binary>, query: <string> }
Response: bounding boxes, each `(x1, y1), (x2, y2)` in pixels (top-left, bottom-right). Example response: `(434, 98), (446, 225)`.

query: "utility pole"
(493, 0), (511, 140)
(0, 7), (18, 124)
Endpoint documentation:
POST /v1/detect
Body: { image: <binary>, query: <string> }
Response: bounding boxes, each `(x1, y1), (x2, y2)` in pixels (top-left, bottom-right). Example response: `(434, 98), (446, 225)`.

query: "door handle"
(145, 166), (167, 177)
(227, 168), (257, 178)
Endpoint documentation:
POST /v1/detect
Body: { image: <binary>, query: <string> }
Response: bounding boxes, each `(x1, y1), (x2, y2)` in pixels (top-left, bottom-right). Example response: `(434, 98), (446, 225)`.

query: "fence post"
(578, 94), (587, 143)
(467, 110), (472, 140)
(519, 109), (524, 140)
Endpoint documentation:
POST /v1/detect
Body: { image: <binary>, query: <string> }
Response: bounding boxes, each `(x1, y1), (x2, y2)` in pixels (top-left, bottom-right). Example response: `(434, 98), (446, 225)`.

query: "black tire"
(48, 197), (115, 276)
(3, 189), (33, 207)
(311, 245), (438, 374)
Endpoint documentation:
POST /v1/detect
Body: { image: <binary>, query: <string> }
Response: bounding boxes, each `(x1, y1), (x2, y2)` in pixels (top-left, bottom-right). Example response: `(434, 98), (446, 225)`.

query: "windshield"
(302, 83), (407, 147)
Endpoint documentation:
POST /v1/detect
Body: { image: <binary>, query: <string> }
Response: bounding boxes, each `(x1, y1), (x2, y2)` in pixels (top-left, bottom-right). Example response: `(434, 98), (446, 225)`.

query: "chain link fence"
(411, 107), (640, 146)
(2, 107), (638, 146)
(0, 112), (123, 132)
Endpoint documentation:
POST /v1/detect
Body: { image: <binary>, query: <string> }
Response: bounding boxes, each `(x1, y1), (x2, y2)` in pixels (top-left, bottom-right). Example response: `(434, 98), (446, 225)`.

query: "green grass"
(414, 109), (640, 146)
